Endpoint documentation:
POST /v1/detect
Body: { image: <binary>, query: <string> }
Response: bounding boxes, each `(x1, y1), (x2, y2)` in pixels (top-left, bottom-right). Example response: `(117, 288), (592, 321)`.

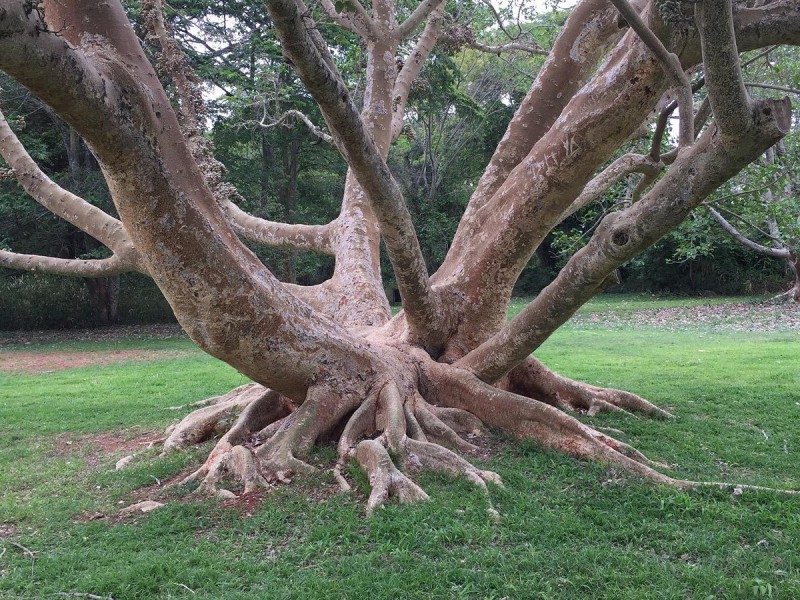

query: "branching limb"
(144, 0), (331, 259)
(0, 109), (137, 258)
(707, 207), (790, 258)
(141, 0), (205, 133)
(395, 0), (446, 40)
(318, 0), (378, 39)
(266, 0), (445, 350)
(435, 0), (632, 277)
(390, 3), (445, 140)
(650, 78), (707, 161)
(559, 153), (663, 222)
(608, 0), (693, 147)
(456, 95), (791, 382)
(259, 108), (334, 144)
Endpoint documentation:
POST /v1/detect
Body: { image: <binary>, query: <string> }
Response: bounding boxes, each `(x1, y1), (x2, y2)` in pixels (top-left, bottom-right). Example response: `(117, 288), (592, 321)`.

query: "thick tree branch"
(222, 201), (335, 253)
(142, 0), (332, 258)
(651, 77), (706, 161)
(0, 109), (142, 271)
(457, 97), (791, 381)
(142, 0), (204, 133)
(266, 0), (445, 349)
(434, 0), (633, 281)
(735, 1), (800, 50)
(391, 3), (445, 140)
(608, 0), (693, 147)
(0, 0), (383, 401)
(395, 0), (445, 40)
(559, 153), (663, 222)
(318, 0), (377, 39)
(0, 252), (130, 277)
(707, 207), (789, 258)
(696, 0), (752, 140)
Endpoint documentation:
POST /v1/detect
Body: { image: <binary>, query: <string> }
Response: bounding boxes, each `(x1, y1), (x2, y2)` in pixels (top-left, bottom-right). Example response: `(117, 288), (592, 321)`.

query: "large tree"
(0, 0), (798, 512)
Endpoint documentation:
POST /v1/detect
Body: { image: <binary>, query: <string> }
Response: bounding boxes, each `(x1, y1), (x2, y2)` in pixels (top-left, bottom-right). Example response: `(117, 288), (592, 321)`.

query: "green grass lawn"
(1, 296), (799, 599)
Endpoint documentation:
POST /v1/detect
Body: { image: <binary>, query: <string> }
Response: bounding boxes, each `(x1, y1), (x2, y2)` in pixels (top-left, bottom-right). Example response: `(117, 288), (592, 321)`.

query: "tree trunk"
(85, 275), (120, 325)
(785, 252), (800, 302)
(279, 137), (300, 284)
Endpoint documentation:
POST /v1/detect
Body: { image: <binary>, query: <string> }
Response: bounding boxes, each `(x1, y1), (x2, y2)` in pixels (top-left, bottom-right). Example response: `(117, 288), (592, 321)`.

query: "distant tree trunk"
(279, 137), (301, 284)
(260, 128), (273, 211)
(786, 252), (800, 302)
(86, 275), (120, 325)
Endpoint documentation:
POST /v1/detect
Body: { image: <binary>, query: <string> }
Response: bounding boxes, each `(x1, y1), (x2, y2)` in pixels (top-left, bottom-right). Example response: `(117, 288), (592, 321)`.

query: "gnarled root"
(354, 439), (429, 517)
(195, 445), (270, 499)
(181, 388), (294, 492)
(162, 355), (796, 514)
(182, 384), (363, 496)
(425, 362), (677, 484)
(163, 383), (273, 452)
(506, 356), (673, 418)
(337, 382), (501, 516)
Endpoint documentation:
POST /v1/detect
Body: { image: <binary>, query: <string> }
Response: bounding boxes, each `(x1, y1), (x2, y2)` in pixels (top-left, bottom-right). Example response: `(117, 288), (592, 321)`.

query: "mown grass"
(1, 296), (799, 599)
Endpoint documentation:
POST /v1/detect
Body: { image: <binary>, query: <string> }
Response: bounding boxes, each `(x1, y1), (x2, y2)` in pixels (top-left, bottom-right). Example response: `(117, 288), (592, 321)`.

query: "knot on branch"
(753, 97), (792, 138)
(439, 21), (476, 55)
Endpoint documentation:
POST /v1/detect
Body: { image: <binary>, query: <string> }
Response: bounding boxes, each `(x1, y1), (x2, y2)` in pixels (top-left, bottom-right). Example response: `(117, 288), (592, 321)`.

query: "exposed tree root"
(424, 362), (677, 484)
(764, 287), (800, 304)
(163, 383), (275, 452)
(162, 355), (795, 516)
(354, 439), (429, 517)
(507, 357), (673, 418)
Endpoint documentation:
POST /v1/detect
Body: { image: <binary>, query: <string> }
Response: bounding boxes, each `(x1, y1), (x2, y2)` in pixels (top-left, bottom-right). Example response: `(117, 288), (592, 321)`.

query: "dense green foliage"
(1, 296), (798, 598)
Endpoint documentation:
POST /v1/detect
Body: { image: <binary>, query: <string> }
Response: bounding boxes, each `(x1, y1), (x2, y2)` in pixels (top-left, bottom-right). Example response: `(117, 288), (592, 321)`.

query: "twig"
(745, 82), (800, 95)
(469, 41), (548, 56)
(55, 594), (114, 600)
(172, 583), (196, 594)
(741, 45), (779, 69)
(5, 540), (35, 558)
(258, 109), (334, 145)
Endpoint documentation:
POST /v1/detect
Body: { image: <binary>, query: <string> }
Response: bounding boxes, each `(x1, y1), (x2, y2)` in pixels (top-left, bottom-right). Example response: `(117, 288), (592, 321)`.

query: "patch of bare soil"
(219, 490), (267, 517)
(54, 429), (166, 467)
(0, 523), (17, 538)
(0, 348), (197, 374)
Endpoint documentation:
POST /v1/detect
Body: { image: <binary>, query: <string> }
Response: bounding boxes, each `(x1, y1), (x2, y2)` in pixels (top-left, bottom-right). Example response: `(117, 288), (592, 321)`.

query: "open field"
(1, 295), (799, 599)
